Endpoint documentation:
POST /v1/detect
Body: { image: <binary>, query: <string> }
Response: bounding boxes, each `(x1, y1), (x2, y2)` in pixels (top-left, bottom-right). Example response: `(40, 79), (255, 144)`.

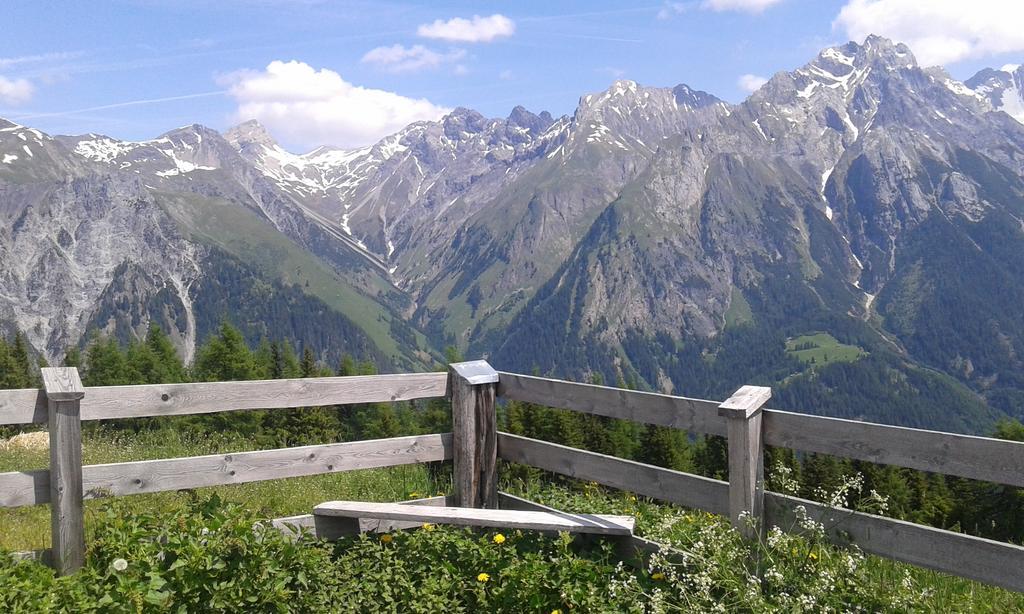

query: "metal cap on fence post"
(718, 385), (771, 540)
(448, 360), (499, 509)
(42, 367), (86, 575)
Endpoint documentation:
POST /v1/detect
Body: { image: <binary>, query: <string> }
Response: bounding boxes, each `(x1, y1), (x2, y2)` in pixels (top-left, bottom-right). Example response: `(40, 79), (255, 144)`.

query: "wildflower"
(421, 523), (434, 531)
(651, 572), (665, 581)
(552, 610), (563, 614)
(380, 534), (393, 543)
(493, 533), (506, 544)
(630, 495), (637, 502)
(408, 492), (421, 499)
(808, 551), (818, 560)
(112, 558), (128, 572)
(477, 572), (490, 582)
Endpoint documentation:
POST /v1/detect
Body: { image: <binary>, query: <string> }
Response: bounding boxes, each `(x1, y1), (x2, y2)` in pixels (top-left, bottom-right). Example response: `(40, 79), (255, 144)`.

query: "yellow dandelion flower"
(422, 523), (434, 531)
(630, 495), (637, 502)
(408, 492), (421, 499)
(651, 572), (665, 581)
(493, 533), (506, 544)
(477, 572), (490, 582)
(380, 534), (393, 543)
(552, 610), (563, 614)
(809, 551), (818, 560)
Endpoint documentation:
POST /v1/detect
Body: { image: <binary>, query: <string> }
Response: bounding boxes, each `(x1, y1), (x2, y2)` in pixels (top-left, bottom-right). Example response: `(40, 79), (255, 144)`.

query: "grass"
(0, 428), (441, 553)
(786, 332), (866, 366)
(5, 432), (1024, 611)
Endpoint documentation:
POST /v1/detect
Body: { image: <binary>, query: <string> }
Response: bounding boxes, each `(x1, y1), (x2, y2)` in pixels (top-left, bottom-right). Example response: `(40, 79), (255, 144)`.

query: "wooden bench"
(312, 500), (635, 540)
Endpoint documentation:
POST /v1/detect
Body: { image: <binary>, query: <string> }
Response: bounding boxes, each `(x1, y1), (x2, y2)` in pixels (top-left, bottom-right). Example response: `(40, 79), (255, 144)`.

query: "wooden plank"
(0, 388), (48, 425)
(764, 491), (1024, 593)
(718, 385), (771, 419)
(497, 372), (728, 437)
(499, 372), (1024, 488)
(449, 362), (498, 508)
(762, 410), (1024, 488)
(719, 386), (770, 539)
(41, 368), (84, 402)
(0, 434), (452, 507)
(76, 372), (449, 421)
(313, 501), (635, 535)
(498, 433), (730, 516)
(295, 495), (460, 540)
(44, 368), (86, 575)
(9, 550), (52, 566)
(497, 492), (665, 567)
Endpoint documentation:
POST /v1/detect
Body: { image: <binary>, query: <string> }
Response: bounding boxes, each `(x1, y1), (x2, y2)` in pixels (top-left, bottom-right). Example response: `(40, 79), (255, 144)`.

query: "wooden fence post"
(448, 361), (499, 509)
(42, 367), (86, 574)
(718, 385), (771, 540)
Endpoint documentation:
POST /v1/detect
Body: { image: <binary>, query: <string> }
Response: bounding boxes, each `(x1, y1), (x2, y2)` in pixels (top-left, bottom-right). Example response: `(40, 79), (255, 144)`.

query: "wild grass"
(0, 428), (441, 553)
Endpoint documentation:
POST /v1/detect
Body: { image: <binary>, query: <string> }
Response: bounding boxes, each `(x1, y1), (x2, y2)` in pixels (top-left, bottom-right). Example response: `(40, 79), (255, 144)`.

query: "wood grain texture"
(450, 369), (477, 508)
(313, 501), (635, 535)
(717, 385), (770, 419)
(48, 396), (85, 574)
(498, 433), (730, 516)
(0, 388), (48, 425)
(497, 372), (728, 437)
(0, 469), (49, 507)
(78, 372), (448, 421)
(450, 365), (498, 509)
(762, 410), (1024, 487)
(498, 372), (1024, 488)
(765, 491), (1024, 593)
(720, 387), (769, 539)
(41, 368), (84, 401)
(274, 495), (459, 540)
(0, 434), (452, 507)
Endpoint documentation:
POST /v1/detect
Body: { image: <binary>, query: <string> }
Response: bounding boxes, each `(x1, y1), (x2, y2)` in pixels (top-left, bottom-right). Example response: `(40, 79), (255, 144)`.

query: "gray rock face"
(967, 64), (1024, 124)
(4, 35), (1024, 400)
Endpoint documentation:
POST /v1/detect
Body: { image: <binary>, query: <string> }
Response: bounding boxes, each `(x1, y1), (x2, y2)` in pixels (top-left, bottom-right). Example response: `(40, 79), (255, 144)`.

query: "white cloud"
(737, 73), (768, 92)
(0, 76), (34, 105)
(835, 0), (1024, 65)
(417, 14), (515, 43)
(701, 0), (783, 13)
(220, 60), (450, 149)
(657, 2), (692, 20)
(361, 44), (466, 73)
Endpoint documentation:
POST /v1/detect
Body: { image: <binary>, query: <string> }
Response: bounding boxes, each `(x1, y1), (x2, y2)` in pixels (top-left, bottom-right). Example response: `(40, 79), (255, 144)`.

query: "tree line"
(2, 326), (1023, 545)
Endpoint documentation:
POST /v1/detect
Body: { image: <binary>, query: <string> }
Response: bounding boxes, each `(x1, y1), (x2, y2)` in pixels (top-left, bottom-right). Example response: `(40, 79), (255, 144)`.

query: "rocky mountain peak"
(672, 84), (724, 109)
(506, 105), (555, 134)
(966, 64), (1024, 123)
(224, 119), (279, 152)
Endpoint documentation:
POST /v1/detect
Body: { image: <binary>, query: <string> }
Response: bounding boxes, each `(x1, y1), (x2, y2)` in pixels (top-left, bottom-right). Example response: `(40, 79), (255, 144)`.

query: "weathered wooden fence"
(2, 361), (1024, 592)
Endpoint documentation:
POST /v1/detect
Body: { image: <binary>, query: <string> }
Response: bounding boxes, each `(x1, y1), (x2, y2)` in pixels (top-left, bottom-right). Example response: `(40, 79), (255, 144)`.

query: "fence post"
(42, 367), (86, 575)
(718, 385), (771, 540)
(448, 360), (499, 509)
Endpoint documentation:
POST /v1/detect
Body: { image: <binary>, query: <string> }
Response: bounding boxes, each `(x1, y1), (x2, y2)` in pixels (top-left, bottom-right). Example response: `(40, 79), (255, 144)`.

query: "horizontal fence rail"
(498, 372), (1024, 488)
(497, 432), (1024, 593)
(0, 434), (452, 508)
(5, 361), (1024, 592)
(498, 433), (729, 516)
(0, 372), (450, 426)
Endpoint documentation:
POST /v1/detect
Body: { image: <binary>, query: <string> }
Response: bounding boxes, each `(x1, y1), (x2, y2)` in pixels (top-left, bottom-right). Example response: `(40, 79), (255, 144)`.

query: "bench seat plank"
(313, 501), (635, 535)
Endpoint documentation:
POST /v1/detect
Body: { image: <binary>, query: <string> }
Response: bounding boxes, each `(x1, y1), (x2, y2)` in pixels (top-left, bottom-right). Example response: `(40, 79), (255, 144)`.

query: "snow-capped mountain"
(4, 36), (1024, 431)
(967, 64), (1024, 124)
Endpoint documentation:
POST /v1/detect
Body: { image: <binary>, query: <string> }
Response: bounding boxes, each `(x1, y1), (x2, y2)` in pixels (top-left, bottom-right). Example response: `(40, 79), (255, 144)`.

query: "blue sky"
(1, 0), (1022, 151)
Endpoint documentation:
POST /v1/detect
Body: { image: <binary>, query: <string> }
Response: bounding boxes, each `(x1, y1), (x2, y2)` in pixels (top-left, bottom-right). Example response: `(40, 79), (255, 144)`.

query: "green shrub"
(1, 495), (340, 612)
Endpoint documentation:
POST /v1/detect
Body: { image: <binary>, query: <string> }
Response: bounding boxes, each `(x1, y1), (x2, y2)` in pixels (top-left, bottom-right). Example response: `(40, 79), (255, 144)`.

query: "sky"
(2, 0), (1023, 152)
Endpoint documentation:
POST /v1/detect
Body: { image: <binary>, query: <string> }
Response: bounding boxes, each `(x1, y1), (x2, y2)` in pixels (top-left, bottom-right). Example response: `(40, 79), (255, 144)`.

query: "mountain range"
(3, 35), (1024, 433)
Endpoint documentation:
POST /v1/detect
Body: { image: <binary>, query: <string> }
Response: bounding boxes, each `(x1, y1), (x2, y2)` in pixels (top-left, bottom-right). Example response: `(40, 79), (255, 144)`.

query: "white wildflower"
(112, 558), (128, 572)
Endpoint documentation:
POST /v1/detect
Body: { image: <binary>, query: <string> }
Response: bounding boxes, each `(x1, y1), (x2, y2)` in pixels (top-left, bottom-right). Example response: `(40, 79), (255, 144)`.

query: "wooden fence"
(2, 361), (1024, 592)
